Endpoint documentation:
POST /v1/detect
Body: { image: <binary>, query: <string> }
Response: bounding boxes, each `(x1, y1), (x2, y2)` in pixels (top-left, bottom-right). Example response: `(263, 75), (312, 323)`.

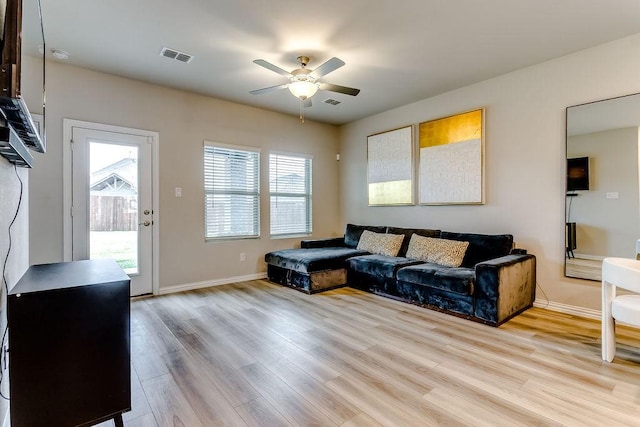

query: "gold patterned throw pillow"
(406, 235), (469, 267)
(356, 230), (404, 257)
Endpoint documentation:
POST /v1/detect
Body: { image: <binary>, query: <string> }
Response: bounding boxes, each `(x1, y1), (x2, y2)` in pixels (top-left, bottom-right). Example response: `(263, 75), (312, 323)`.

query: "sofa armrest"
(475, 254), (536, 323)
(301, 237), (346, 249)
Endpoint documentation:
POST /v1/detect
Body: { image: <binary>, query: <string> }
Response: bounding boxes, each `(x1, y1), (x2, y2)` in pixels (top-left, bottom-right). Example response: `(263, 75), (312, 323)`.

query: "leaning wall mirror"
(565, 93), (640, 281)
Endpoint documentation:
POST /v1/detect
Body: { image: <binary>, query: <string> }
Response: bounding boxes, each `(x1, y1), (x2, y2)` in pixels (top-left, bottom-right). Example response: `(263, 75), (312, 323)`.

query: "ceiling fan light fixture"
(288, 80), (319, 100)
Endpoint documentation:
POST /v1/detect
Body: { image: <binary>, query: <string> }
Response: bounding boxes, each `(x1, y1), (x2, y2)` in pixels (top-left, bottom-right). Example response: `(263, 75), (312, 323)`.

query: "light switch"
(606, 192), (619, 199)
(175, 187), (182, 197)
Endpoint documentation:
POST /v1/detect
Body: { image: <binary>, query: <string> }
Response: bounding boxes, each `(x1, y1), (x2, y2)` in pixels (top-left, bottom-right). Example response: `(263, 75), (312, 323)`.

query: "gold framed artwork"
(367, 126), (413, 206)
(418, 109), (484, 205)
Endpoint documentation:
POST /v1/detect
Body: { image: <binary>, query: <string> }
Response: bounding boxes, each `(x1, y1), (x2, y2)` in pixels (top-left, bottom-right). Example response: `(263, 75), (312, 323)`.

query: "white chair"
(602, 257), (640, 362)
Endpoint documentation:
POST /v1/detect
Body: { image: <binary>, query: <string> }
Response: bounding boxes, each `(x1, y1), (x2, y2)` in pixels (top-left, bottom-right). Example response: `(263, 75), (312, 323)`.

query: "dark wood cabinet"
(8, 259), (131, 427)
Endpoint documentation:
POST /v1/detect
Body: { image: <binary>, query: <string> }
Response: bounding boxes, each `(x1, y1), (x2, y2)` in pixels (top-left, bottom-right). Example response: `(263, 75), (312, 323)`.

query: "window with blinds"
(269, 153), (312, 237)
(204, 143), (260, 239)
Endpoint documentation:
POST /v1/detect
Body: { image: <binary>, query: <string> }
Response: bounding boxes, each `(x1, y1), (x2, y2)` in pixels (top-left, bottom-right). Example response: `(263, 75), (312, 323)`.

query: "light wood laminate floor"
(97, 280), (640, 427)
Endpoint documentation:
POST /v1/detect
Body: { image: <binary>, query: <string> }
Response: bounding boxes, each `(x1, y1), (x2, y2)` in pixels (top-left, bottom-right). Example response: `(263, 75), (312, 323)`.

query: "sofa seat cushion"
(396, 263), (475, 295)
(265, 248), (368, 273)
(347, 255), (423, 279)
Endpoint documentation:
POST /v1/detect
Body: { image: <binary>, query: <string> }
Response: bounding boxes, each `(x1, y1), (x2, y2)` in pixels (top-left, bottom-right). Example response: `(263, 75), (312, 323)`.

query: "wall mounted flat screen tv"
(567, 156), (589, 192)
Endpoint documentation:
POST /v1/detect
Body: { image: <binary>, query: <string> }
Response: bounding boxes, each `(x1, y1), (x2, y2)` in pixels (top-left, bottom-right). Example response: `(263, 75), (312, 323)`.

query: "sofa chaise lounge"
(264, 224), (536, 326)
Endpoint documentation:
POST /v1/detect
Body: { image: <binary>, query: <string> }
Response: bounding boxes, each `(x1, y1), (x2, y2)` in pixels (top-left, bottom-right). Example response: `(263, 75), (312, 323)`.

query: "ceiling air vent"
(324, 98), (342, 106)
(160, 47), (193, 63)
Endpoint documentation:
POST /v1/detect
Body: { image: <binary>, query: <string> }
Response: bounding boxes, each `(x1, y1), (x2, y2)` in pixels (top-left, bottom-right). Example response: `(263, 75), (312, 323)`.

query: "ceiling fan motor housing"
(291, 68), (317, 83)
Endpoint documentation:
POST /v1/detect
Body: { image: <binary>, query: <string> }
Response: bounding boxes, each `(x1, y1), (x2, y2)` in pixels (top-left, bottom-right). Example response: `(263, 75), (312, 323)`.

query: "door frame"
(63, 119), (160, 295)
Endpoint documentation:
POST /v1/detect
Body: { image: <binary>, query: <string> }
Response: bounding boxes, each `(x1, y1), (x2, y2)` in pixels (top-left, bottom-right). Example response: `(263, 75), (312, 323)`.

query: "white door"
(71, 126), (154, 296)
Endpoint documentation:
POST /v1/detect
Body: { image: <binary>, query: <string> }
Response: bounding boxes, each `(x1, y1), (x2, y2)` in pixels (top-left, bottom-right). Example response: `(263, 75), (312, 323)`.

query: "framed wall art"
(367, 126), (413, 206)
(418, 109), (484, 205)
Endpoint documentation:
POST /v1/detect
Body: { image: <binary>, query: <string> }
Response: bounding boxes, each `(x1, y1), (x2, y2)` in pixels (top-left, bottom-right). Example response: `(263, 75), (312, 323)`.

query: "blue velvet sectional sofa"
(264, 224), (536, 326)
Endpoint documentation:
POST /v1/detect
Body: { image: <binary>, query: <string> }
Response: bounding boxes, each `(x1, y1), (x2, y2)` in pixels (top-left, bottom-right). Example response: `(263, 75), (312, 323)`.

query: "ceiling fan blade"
(253, 59), (292, 77)
(303, 99), (312, 108)
(311, 57), (345, 78)
(249, 84), (288, 95)
(319, 82), (360, 96)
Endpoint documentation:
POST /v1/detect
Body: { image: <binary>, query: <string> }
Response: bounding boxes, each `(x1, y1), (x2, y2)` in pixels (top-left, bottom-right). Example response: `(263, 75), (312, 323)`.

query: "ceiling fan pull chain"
(299, 99), (305, 123)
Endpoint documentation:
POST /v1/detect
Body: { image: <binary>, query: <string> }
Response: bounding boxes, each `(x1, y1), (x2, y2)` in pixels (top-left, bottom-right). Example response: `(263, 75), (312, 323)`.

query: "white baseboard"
(158, 272), (268, 295)
(534, 298), (600, 320)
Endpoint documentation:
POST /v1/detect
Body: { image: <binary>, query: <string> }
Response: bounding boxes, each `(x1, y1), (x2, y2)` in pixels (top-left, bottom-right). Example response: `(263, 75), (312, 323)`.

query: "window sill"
(270, 233), (312, 240)
(205, 235), (260, 243)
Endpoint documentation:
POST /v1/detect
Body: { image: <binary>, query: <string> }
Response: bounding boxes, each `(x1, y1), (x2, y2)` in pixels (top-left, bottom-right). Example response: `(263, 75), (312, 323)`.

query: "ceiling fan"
(250, 56), (360, 108)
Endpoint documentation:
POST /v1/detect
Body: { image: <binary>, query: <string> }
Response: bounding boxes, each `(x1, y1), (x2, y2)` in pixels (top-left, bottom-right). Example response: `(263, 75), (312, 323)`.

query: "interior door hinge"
(70, 206), (74, 217)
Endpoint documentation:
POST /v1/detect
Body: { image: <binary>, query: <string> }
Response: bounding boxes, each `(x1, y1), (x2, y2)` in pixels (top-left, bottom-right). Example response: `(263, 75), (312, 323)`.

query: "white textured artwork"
(419, 138), (482, 204)
(367, 126), (413, 205)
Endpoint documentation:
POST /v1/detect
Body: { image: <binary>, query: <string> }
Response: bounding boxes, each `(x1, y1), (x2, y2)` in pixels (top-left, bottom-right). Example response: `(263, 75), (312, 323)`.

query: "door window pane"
(89, 142), (139, 274)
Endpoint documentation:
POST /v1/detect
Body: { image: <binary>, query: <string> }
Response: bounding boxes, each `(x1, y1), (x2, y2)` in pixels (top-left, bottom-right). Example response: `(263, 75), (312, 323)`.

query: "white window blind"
(204, 143), (260, 239)
(269, 153), (312, 236)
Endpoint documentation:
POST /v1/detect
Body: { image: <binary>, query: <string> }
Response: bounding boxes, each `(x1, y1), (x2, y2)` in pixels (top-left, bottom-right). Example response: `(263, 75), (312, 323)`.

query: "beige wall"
(0, 160), (29, 417)
(567, 128), (639, 258)
(22, 57), (341, 290)
(21, 32), (640, 309)
(339, 33), (640, 311)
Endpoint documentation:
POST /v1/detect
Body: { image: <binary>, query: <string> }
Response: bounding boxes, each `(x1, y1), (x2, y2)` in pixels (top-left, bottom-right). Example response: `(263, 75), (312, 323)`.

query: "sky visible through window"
(90, 141), (137, 173)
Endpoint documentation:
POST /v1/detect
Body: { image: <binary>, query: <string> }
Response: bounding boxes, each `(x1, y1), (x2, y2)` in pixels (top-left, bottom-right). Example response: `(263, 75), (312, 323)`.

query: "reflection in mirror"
(565, 93), (640, 281)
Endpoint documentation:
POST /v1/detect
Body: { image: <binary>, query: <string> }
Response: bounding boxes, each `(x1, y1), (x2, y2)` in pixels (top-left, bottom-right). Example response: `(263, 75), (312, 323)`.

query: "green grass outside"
(90, 231), (137, 272)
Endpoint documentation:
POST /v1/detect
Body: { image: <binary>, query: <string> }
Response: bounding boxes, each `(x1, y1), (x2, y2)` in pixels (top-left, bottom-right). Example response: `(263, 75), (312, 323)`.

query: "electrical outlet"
(239, 253), (246, 262)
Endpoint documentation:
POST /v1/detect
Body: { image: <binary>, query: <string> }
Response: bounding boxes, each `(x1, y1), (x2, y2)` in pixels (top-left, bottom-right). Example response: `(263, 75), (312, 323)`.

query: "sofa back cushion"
(406, 235), (469, 267)
(344, 224), (387, 248)
(357, 230), (404, 257)
(386, 226), (440, 257)
(439, 231), (513, 267)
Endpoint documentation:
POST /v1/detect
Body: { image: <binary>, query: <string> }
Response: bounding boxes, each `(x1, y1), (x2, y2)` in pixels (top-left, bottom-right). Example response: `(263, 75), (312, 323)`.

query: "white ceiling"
(22, 0), (640, 125)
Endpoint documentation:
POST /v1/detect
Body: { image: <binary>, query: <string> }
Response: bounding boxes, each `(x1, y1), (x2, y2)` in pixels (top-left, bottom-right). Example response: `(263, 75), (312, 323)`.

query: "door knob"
(139, 220), (151, 227)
